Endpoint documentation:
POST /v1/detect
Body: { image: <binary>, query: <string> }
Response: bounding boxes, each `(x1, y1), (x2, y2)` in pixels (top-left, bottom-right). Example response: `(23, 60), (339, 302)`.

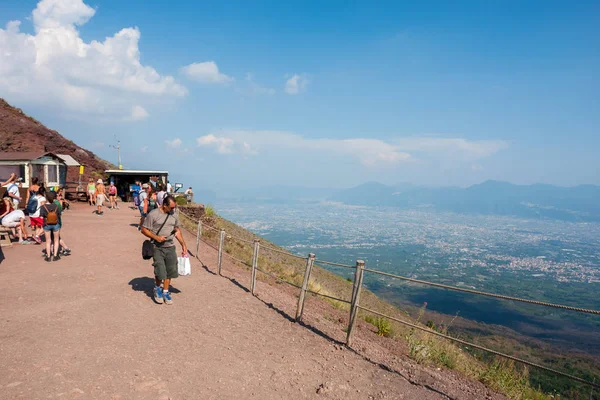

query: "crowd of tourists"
(1, 173), (190, 305)
(0, 173), (71, 261)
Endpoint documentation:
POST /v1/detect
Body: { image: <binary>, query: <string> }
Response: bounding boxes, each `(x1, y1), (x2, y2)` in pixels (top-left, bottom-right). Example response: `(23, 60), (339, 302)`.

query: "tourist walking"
(28, 187), (46, 244)
(108, 182), (119, 209)
(87, 178), (96, 206)
(41, 191), (62, 262)
(141, 195), (188, 305)
(138, 183), (150, 229)
(96, 179), (106, 215)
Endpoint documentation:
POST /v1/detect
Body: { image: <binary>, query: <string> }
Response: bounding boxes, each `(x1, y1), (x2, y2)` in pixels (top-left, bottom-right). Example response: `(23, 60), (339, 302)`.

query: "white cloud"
(0, 0), (186, 120)
(130, 105), (149, 121)
(180, 61), (233, 84)
(284, 74), (309, 95)
(165, 138), (182, 149)
(196, 134), (235, 154)
(245, 73), (275, 95)
(194, 130), (508, 167)
(394, 137), (509, 159)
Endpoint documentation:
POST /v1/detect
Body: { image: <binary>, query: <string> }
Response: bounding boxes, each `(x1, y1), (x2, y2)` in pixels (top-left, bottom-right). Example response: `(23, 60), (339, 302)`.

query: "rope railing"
(314, 259), (356, 269)
(255, 266), (302, 289)
(363, 268), (600, 316)
(260, 244), (310, 260)
(177, 210), (599, 392)
(306, 289), (351, 304)
(356, 305), (600, 389)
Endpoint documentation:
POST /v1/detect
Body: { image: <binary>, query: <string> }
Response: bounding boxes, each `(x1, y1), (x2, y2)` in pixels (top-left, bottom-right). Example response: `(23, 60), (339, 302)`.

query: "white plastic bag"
(178, 256), (191, 276)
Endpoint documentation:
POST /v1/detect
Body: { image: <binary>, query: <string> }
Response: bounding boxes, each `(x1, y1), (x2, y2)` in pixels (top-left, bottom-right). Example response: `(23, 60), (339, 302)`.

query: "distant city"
(216, 200), (600, 353)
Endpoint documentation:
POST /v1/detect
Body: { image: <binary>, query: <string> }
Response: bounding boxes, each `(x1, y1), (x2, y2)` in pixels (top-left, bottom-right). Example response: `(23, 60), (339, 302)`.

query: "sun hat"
(142, 183), (149, 189)
(97, 179), (103, 184)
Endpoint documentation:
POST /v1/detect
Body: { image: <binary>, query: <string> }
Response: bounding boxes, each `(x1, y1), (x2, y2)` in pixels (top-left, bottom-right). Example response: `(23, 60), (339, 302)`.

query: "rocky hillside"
(0, 98), (114, 183)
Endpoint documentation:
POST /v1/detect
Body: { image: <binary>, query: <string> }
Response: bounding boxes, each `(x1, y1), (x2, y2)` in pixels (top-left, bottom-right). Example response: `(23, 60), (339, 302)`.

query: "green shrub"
(175, 196), (187, 206)
(205, 205), (216, 217)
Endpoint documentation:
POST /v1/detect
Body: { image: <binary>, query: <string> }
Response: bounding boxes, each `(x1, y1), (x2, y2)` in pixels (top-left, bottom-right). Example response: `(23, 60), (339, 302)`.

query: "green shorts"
(152, 246), (178, 280)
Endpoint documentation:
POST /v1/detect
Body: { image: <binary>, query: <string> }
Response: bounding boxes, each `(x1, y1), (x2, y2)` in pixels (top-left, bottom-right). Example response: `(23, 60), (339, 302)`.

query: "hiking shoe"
(62, 248), (72, 256)
(53, 254), (61, 262)
(45, 255), (52, 263)
(18, 240), (32, 245)
(153, 286), (164, 304)
(163, 292), (173, 305)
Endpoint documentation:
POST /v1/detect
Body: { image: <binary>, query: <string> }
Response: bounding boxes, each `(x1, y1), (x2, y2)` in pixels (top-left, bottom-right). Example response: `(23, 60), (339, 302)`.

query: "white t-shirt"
(156, 191), (167, 206)
(7, 184), (20, 207)
(1, 210), (24, 227)
(30, 195), (47, 218)
(166, 183), (172, 193)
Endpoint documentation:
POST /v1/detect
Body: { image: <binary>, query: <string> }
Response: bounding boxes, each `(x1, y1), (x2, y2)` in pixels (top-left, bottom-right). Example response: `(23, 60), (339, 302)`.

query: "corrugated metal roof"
(56, 154), (81, 166)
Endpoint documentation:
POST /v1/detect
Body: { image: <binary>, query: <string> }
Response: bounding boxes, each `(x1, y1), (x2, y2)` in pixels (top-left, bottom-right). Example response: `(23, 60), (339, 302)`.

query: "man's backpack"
(43, 205), (59, 225)
(25, 196), (38, 215)
(133, 191), (141, 207)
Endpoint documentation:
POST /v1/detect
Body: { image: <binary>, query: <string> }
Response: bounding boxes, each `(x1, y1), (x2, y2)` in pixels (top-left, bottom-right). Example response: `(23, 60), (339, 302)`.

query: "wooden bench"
(0, 225), (12, 247)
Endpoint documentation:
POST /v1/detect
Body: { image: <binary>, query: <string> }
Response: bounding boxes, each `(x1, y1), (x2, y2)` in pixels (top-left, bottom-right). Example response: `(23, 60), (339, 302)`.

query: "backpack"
(25, 196), (39, 215)
(133, 191), (141, 207)
(43, 204), (59, 225)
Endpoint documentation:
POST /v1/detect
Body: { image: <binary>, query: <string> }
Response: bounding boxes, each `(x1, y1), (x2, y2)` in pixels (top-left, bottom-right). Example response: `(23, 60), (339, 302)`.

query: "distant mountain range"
(222, 180), (600, 222)
(328, 181), (600, 222)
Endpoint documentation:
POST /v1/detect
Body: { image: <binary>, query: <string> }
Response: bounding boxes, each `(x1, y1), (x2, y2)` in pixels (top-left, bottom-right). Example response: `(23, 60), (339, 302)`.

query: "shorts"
(96, 194), (105, 206)
(152, 246), (178, 280)
(43, 224), (60, 232)
(30, 217), (43, 228)
(2, 220), (19, 228)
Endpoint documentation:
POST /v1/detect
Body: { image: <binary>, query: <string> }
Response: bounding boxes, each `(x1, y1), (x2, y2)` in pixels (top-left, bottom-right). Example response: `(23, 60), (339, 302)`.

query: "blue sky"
(1, 0), (599, 192)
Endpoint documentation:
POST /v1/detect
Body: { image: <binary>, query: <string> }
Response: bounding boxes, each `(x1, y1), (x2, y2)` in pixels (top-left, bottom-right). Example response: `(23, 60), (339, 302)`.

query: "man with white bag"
(141, 195), (188, 305)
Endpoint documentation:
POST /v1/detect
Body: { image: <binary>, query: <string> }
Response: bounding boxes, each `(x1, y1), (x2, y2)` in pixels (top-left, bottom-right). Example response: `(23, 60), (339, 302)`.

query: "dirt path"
(0, 204), (502, 400)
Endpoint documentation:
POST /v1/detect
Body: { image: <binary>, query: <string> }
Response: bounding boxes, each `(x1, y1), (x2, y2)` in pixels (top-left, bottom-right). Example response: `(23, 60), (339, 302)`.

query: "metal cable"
(306, 289), (351, 304)
(260, 244), (309, 260)
(363, 268), (600, 316)
(227, 234), (256, 245)
(255, 267), (302, 289)
(356, 305), (600, 389)
(315, 259), (356, 269)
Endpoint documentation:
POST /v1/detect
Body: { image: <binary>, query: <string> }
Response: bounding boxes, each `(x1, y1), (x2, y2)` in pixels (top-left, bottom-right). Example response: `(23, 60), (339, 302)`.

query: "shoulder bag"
(142, 214), (170, 260)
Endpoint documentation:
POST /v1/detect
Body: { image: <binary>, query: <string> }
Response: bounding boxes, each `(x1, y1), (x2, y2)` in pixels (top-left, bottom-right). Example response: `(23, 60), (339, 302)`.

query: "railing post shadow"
(346, 260), (365, 347)
(217, 230), (225, 275)
(295, 253), (316, 322)
(251, 239), (260, 295)
(195, 220), (202, 257)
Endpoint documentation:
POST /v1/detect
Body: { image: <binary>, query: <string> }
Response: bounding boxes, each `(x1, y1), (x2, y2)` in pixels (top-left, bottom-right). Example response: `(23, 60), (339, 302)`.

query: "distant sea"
(216, 201), (600, 354)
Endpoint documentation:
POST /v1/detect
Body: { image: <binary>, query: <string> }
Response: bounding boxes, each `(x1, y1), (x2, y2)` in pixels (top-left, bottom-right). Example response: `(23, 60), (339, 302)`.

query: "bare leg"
(19, 218), (30, 239)
(45, 231), (52, 255)
(163, 278), (171, 293)
(52, 230), (60, 256)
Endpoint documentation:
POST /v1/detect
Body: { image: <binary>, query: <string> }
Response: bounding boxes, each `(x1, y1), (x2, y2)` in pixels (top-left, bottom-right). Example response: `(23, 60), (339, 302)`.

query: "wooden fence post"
(295, 253), (316, 322)
(346, 260), (365, 347)
(217, 230), (225, 276)
(251, 239), (260, 295)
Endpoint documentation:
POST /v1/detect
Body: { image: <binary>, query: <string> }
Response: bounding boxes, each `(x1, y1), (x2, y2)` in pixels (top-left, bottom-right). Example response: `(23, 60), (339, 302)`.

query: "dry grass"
(179, 210), (557, 400)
